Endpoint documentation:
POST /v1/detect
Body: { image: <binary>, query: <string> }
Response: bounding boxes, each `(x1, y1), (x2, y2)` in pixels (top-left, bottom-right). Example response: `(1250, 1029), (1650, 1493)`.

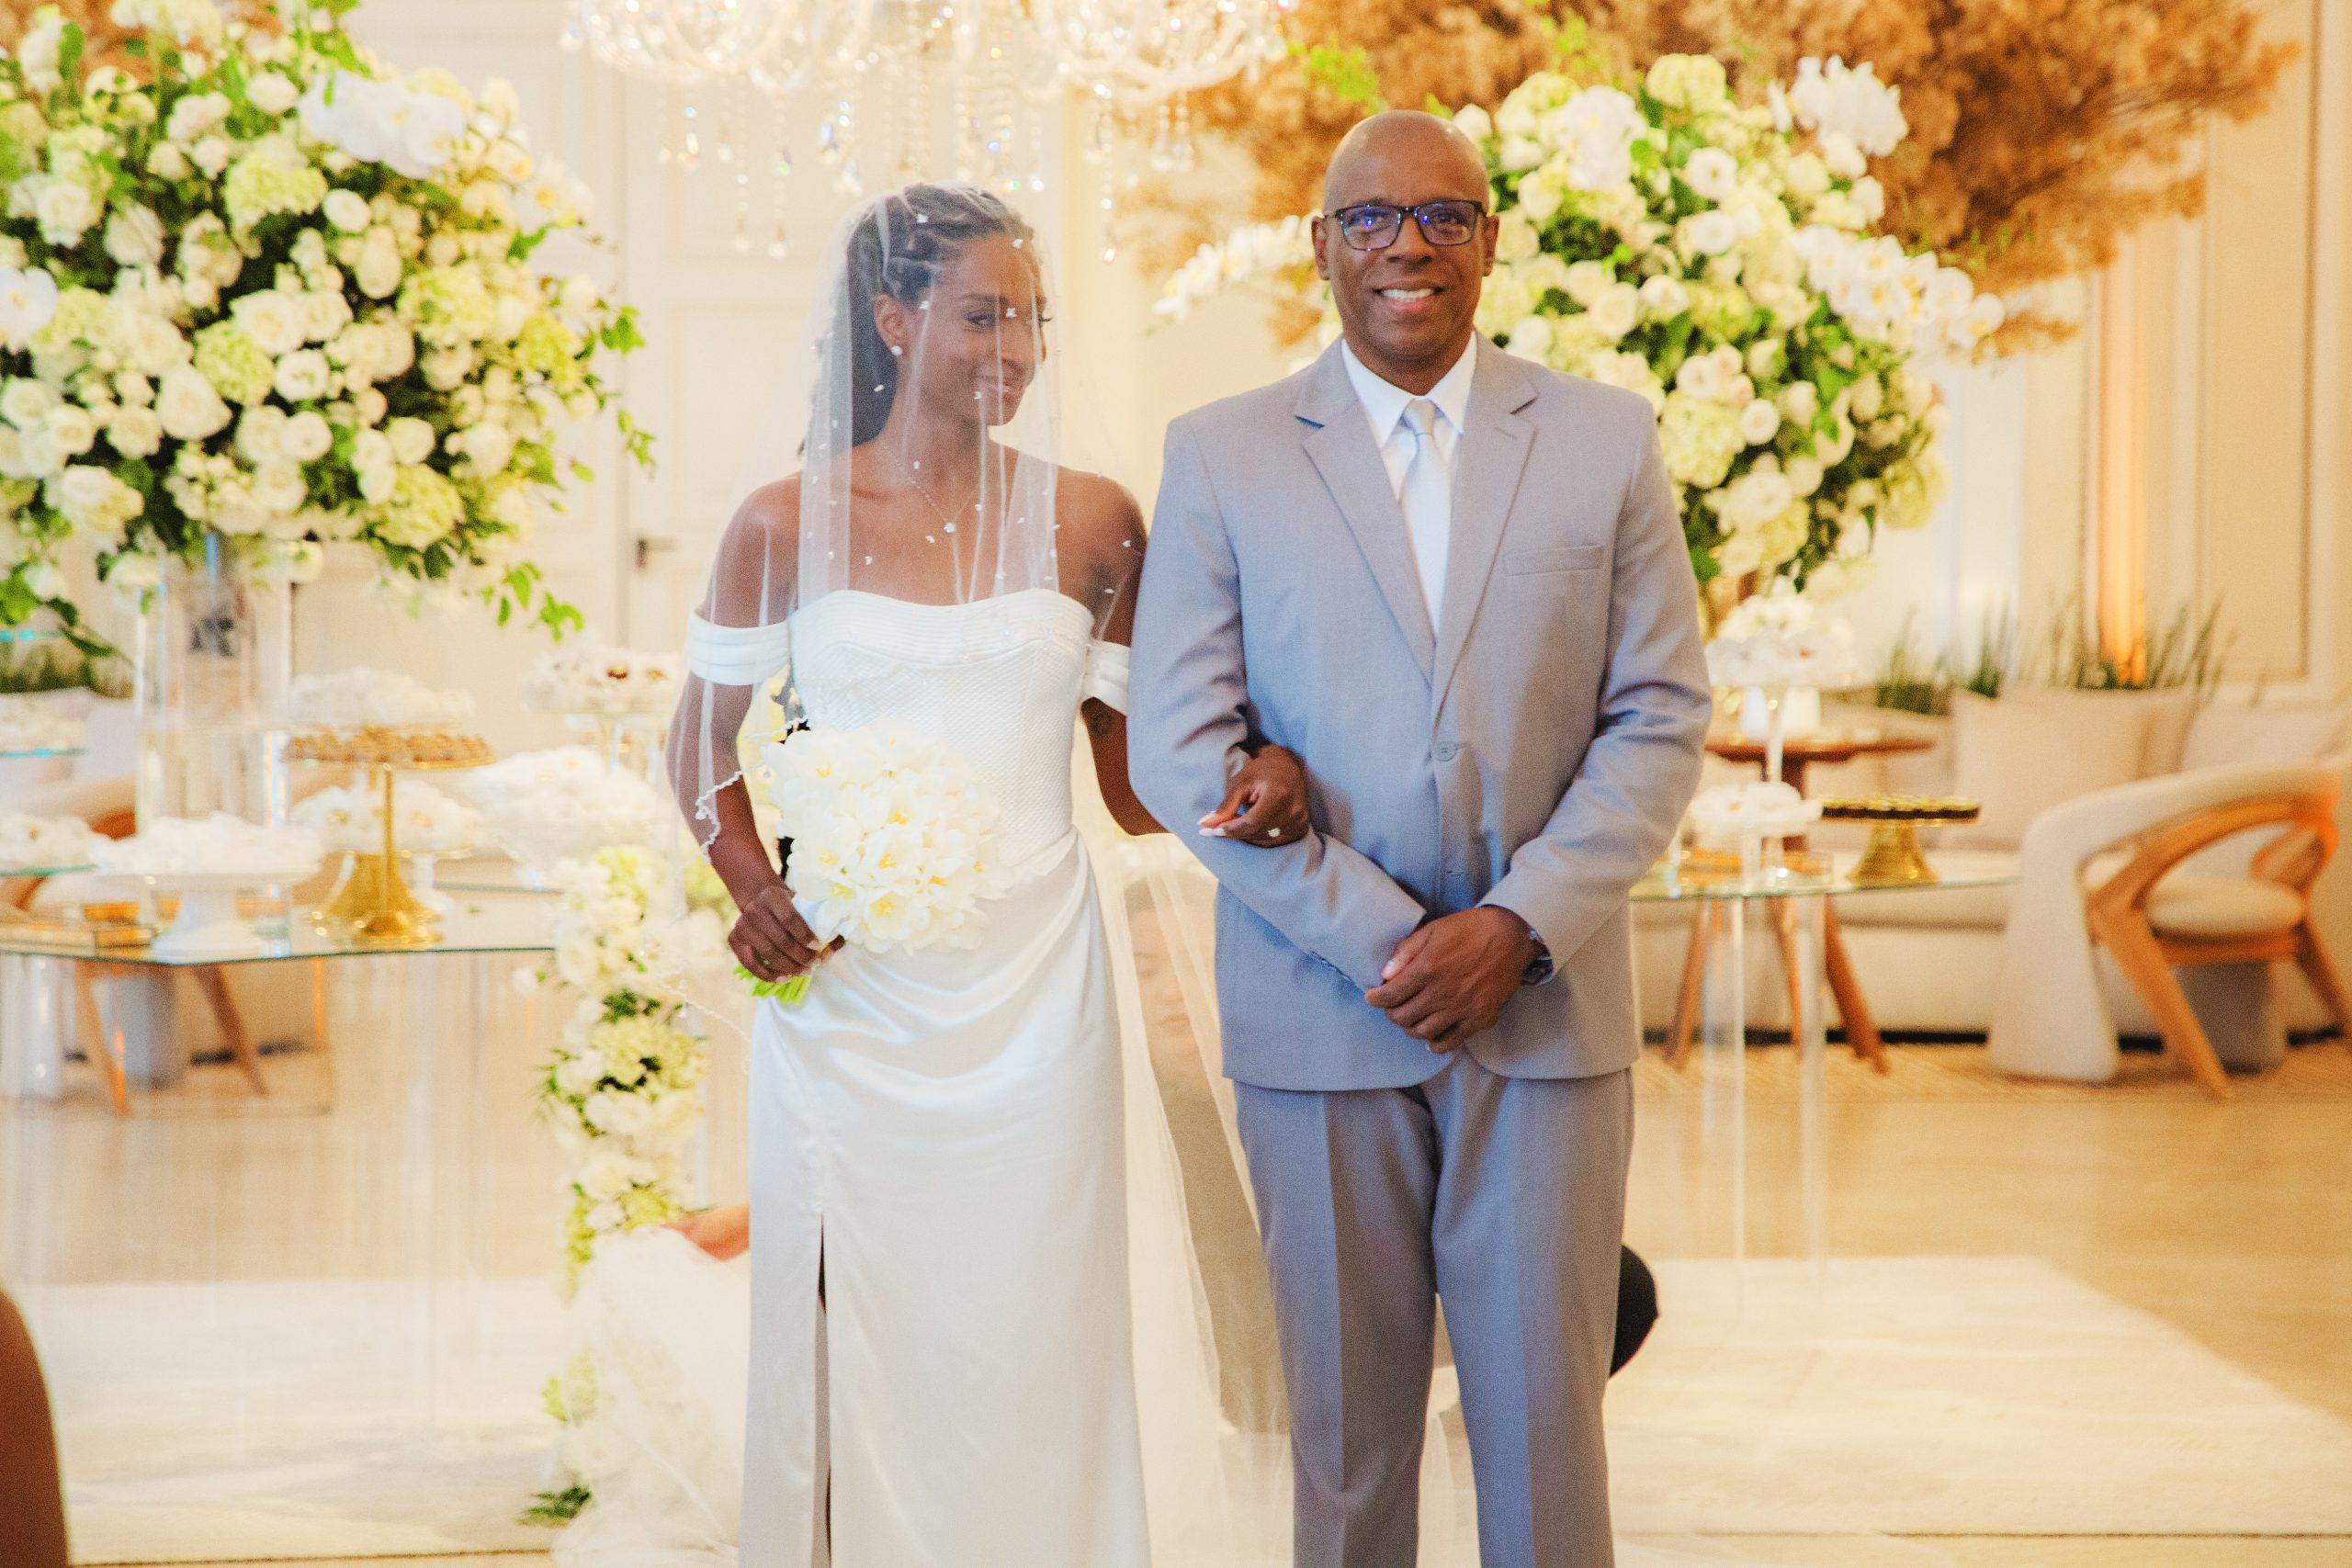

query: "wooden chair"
(2083, 781), (2351, 1100)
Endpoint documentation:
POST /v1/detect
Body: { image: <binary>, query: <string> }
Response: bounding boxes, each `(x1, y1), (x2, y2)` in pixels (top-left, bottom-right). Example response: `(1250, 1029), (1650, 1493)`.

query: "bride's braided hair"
(844, 184), (1036, 446)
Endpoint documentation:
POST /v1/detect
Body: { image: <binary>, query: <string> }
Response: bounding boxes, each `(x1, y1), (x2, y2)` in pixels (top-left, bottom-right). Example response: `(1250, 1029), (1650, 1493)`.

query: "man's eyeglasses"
(1322, 200), (1487, 251)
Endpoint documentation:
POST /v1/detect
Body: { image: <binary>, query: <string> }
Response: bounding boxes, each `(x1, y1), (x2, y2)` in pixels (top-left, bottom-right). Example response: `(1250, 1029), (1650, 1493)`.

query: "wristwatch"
(1521, 931), (1555, 987)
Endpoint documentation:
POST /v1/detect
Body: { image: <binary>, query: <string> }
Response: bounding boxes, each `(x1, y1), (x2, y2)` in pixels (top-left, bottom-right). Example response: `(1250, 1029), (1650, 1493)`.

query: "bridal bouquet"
(0, 0), (647, 643)
(1158, 52), (2003, 602)
(748, 720), (1011, 1004)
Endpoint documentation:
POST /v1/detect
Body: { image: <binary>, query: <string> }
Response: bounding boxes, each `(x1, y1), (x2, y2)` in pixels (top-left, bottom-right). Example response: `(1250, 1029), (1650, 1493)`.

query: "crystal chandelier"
(560, 0), (1289, 260)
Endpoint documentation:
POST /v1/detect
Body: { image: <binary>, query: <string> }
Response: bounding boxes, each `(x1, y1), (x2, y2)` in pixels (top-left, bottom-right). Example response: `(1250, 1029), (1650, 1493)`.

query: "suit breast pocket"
(1504, 544), (1605, 578)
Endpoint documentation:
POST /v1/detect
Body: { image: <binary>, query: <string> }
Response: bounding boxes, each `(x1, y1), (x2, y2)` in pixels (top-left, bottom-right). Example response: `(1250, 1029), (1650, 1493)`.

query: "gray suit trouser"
(1235, 1053), (1634, 1568)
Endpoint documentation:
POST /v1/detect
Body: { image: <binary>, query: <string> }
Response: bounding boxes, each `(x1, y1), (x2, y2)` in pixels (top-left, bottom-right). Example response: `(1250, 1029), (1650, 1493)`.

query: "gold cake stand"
(1820, 795), (1984, 887)
(289, 728), (494, 949)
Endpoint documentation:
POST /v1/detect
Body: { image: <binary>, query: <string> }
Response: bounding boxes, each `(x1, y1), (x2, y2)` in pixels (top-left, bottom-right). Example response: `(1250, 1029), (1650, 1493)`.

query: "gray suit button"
(1434, 741), (1460, 762)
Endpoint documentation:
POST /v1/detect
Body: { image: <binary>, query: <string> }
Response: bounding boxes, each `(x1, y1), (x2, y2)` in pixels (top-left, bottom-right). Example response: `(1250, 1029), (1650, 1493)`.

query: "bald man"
(1129, 112), (1710, 1567)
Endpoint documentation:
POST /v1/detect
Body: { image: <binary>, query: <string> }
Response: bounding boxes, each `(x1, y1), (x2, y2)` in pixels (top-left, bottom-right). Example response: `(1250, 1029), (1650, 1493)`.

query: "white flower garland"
(517, 843), (722, 1288)
(515, 840), (729, 1524)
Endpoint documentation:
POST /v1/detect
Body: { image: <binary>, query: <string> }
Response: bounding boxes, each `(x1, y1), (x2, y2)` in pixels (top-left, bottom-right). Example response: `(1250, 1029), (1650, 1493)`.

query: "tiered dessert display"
(89, 816), (323, 961)
(284, 671), (494, 948)
(461, 746), (670, 886)
(0, 814), (97, 879)
(521, 644), (683, 783)
(294, 779), (485, 919)
(1820, 796), (1984, 886)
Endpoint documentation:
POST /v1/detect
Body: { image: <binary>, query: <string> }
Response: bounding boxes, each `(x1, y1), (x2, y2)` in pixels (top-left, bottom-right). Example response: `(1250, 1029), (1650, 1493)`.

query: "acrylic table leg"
(1792, 893), (1830, 1274)
(1696, 895), (1748, 1260)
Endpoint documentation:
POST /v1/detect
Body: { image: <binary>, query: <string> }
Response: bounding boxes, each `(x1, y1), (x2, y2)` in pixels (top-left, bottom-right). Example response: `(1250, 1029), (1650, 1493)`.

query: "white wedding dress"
(561, 586), (1227, 1568)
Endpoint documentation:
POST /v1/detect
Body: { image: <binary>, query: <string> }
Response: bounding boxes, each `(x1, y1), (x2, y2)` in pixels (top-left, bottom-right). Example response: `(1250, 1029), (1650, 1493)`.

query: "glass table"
(1633, 854), (2018, 1269)
(0, 892), (556, 1110)
(0, 886), (756, 1562)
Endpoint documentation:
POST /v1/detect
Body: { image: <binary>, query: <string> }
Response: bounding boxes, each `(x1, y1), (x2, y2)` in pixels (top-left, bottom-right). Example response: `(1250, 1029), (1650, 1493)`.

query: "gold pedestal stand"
(1824, 797), (1984, 888)
(293, 730), (493, 949)
(316, 766), (437, 947)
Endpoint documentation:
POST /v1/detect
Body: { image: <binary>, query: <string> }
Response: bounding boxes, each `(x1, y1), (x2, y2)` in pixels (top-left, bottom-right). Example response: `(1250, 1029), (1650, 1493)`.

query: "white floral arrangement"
(1686, 781), (1821, 849)
(461, 744), (667, 866)
(292, 775), (481, 852)
(285, 666), (476, 729)
(1159, 52), (2002, 600)
(521, 639), (684, 720)
(753, 720), (1011, 1001)
(0, 809), (96, 870)
(514, 839), (729, 1522)
(0, 0), (650, 646)
(0, 692), (85, 751)
(1703, 579), (1860, 690)
(92, 809), (320, 875)
(514, 844), (726, 1284)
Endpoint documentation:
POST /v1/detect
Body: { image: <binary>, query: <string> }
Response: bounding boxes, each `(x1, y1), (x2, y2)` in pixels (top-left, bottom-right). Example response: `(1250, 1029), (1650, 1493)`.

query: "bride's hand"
(668, 1203), (751, 1261)
(1199, 744), (1312, 848)
(731, 881), (835, 983)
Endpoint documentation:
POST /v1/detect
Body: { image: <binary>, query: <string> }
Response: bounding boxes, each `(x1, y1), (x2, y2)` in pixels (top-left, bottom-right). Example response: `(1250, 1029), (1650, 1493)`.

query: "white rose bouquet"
(1158, 51), (2004, 605)
(0, 0), (649, 649)
(750, 720), (1012, 1005)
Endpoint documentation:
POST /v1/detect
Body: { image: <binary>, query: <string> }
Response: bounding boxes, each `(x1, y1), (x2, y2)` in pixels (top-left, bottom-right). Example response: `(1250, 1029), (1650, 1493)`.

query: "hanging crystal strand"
(724, 83), (752, 254)
(768, 95), (793, 261)
(898, 46), (933, 182)
(950, 0), (980, 179)
(1025, 91), (1046, 193)
(822, 61), (863, 197)
(680, 96), (703, 172)
(658, 81), (680, 168)
(558, 0), (584, 53)
(1148, 96), (1176, 174)
(1091, 91), (1119, 263)
(984, 26), (1019, 193)
(1171, 92), (1196, 173)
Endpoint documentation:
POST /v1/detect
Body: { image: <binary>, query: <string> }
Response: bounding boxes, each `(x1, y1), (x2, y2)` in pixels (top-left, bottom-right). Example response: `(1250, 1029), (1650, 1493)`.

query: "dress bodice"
(784, 590), (1123, 872)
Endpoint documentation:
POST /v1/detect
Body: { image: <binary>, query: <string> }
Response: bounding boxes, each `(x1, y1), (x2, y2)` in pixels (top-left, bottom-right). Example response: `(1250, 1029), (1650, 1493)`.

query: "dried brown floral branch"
(1159, 0), (2291, 347)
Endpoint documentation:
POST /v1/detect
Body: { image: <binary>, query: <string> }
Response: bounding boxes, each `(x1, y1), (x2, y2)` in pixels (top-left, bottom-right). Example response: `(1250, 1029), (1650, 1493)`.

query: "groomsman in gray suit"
(1127, 110), (1711, 1567)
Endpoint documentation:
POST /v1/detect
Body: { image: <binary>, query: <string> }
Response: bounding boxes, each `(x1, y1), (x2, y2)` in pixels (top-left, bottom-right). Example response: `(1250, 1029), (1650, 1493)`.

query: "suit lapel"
(1432, 348), (1538, 710)
(1295, 347), (1435, 680)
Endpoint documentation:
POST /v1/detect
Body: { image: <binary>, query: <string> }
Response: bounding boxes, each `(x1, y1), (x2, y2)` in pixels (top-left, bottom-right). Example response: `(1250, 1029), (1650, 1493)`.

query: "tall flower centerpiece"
(0, 0), (648, 818)
(1158, 51), (2003, 610)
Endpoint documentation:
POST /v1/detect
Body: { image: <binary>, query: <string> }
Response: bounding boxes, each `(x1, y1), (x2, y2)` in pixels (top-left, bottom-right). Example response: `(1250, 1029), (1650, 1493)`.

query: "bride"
(645, 182), (1309, 1567)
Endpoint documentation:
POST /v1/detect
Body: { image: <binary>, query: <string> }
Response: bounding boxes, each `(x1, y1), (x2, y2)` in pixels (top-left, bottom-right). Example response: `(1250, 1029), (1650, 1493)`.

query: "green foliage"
(1289, 40), (1386, 115)
(518, 1484), (591, 1527)
(0, 638), (127, 695)
(1871, 604), (2015, 715)
(1871, 597), (2231, 713)
(2037, 596), (2231, 697)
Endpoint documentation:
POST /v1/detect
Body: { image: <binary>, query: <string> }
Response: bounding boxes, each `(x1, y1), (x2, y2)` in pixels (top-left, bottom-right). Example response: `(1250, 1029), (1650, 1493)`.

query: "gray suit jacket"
(1128, 341), (1712, 1091)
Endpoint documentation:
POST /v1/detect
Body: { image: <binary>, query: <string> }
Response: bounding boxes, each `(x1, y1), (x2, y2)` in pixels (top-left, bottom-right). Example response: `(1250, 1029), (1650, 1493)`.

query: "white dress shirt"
(1340, 337), (1477, 627)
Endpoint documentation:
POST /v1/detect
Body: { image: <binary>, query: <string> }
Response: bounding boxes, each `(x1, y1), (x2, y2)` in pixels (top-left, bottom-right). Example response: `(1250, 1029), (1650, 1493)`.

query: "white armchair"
(1985, 759), (2352, 1092)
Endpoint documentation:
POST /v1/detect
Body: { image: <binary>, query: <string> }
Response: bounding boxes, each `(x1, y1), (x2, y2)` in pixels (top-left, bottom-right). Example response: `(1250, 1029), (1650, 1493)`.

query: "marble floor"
(8, 908), (2348, 1567)
(77, 1040), (2352, 1568)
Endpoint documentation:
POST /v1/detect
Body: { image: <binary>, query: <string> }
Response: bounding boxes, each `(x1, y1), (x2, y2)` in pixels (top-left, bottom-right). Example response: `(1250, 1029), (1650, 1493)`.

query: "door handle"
(633, 535), (679, 571)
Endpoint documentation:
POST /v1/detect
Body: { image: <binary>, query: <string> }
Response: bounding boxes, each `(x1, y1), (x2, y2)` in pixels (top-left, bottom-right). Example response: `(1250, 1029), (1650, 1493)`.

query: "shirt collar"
(1340, 335), (1478, 444)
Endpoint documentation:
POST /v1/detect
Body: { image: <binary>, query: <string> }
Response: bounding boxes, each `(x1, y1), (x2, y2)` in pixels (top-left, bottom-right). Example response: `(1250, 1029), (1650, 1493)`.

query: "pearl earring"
(888, 344), (903, 357)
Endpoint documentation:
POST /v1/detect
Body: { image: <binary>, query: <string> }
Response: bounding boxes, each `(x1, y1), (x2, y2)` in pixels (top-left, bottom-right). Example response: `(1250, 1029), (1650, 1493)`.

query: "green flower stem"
(734, 964), (809, 1007)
